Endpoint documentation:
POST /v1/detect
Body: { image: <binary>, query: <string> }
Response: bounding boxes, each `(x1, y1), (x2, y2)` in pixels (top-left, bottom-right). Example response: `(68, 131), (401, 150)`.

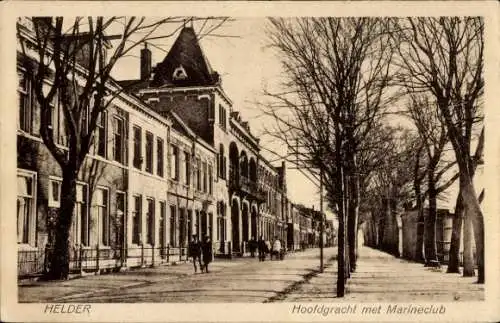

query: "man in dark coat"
(201, 235), (213, 273)
(249, 236), (257, 258)
(257, 235), (267, 262)
(188, 235), (202, 273)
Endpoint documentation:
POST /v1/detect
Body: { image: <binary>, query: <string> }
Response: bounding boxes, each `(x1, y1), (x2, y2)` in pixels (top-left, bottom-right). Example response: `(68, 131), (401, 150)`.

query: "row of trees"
(262, 17), (484, 296)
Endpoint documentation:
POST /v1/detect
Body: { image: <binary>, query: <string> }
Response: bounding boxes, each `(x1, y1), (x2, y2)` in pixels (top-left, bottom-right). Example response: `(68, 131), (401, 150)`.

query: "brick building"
(16, 19), (326, 278)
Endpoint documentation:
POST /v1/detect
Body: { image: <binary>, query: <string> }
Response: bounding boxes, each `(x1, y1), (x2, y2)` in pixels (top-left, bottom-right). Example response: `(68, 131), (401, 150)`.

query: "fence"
(18, 245), (189, 279)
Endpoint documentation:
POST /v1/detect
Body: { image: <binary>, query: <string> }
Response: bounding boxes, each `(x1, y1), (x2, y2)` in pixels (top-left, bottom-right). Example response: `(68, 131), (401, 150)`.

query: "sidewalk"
(18, 257), (242, 302)
(19, 248), (330, 303)
(284, 246), (484, 302)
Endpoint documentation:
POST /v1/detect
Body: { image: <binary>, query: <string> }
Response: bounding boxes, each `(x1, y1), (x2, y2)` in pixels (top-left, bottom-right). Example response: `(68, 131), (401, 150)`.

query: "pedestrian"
(249, 236), (257, 258)
(201, 234), (213, 273)
(188, 234), (202, 273)
(257, 235), (267, 262)
(265, 239), (271, 259)
(271, 236), (281, 261)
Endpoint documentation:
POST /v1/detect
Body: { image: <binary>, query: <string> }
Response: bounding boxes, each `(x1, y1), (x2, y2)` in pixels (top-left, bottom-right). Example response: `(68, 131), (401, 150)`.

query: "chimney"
(140, 43), (152, 81)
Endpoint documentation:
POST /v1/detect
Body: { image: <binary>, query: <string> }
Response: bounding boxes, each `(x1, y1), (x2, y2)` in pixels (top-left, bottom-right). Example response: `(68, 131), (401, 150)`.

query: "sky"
(110, 18), (326, 213)
(109, 17), (485, 216)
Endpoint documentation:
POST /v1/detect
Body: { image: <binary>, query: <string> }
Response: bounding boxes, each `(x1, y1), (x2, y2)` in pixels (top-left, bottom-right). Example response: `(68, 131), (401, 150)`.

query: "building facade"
(16, 19), (329, 278)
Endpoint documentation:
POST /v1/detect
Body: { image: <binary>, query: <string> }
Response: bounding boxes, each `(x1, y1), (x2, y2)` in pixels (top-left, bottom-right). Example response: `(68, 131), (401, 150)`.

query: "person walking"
(257, 235), (267, 262)
(271, 236), (282, 261)
(201, 235), (213, 273)
(249, 236), (257, 258)
(188, 235), (202, 273)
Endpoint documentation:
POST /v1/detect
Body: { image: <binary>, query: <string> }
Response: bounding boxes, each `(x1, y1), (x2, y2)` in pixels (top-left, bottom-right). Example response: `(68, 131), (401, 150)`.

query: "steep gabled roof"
(151, 27), (220, 87)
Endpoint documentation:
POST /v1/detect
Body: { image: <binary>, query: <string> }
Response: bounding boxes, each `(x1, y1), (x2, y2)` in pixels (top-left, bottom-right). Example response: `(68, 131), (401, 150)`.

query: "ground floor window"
(17, 170), (36, 245)
(159, 201), (166, 249)
(146, 198), (155, 245)
(169, 205), (176, 247)
(71, 183), (88, 246)
(132, 195), (142, 244)
(94, 187), (109, 246)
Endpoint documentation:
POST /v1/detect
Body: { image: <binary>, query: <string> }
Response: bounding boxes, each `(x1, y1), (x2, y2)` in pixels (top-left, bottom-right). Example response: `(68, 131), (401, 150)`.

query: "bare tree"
(261, 17), (394, 296)
(17, 16), (228, 280)
(393, 17), (484, 283)
(406, 95), (451, 267)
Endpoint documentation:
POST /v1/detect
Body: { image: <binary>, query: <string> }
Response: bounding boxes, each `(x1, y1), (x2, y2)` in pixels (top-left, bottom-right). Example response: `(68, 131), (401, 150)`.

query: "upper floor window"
(133, 126), (142, 169)
(157, 138), (164, 177)
(184, 151), (190, 185)
(218, 144), (225, 179)
(18, 73), (32, 133)
(113, 116), (125, 164)
(208, 164), (213, 195)
(95, 112), (107, 157)
(202, 162), (208, 192)
(170, 144), (179, 181)
(219, 105), (226, 130)
(196, 158), (202, 191)
(145, 132), (154, 174)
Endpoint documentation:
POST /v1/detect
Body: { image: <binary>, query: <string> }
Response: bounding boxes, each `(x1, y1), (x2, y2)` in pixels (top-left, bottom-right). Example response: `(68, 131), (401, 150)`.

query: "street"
(19, 246), (483, 303)
(19, 248), (337, 303)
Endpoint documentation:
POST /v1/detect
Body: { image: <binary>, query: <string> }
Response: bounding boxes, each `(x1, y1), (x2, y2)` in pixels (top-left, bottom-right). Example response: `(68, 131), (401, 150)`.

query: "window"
(132, 195), (142, 244)
(170, 145), (179, 180)
(202, 162), (207, 192)
(145, 132), (154, 173)
(179, 208), (186, 247)
(159, 201), (166, 249)
(157, 138), (164, 177)
(17, 171), (36, 245)
(95, 188), (109, 246)
(49, 179), (61, 208)
(133, 126), (142, 169)
(218, 144), (225, 179)
(169, 205), (176, 247)
(208, 165), (213, 195)
(95, 112), (107, 157)
(18, 73), (32, 133)
(116, 192), (126, 247)
(184, 151), (190, 185)
(47, 91), (58, 136)
(113, 116), (125, 163)
(75, 184), (88, 246)
(146, 198), (155, 245)
(196, 158), (201, 191)
(172, 65), (188, 80)
(219, 105), (226, 130)
(187, 210), (193, 240)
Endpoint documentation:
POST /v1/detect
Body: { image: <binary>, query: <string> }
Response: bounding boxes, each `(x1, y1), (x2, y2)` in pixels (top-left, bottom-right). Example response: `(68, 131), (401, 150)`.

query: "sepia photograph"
(1, 1), (499, 322)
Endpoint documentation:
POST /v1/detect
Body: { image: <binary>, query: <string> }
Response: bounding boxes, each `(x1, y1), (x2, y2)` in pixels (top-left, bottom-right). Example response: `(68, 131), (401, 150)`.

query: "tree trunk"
(347, 175), (359, 272)
(462, 215), (475, 276)
(447, 193), (463, 274)
(461, 176), (484, 283)
(44, 167), (78, 280)
(424, 173), (440, 267)
(336, 165), (346, 297)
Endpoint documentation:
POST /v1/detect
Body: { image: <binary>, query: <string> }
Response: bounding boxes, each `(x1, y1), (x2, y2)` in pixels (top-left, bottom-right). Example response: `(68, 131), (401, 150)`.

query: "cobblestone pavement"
(19, 248), (336, 303)
(281, 246), (484, 302)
